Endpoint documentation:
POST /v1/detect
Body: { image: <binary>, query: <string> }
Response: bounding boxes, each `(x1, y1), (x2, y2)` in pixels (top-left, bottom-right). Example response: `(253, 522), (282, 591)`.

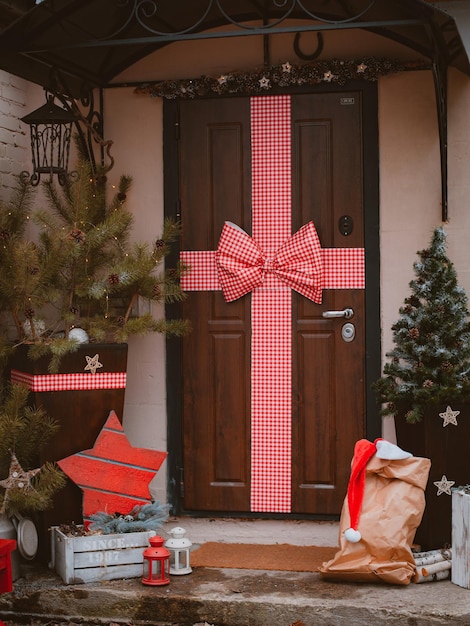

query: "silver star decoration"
(434, 475), (455, 496)
(0, 452), (40, 514)
(357, 63), (367, 73)
(84, 353), (103, 374)
(323, 71), (333, 82)
(218, 75), (228, 85)
(259, 76), (270, 89)
(282, 61), (292, 73)
(439, 405), (460, 427)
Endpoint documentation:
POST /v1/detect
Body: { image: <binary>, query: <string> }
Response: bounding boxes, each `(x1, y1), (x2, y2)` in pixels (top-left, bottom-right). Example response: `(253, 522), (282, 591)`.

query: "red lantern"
(142, 535), (170, 586)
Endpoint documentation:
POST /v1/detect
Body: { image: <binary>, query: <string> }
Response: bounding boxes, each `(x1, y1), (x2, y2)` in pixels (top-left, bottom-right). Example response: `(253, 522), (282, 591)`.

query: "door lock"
(341, 323), (356, 343)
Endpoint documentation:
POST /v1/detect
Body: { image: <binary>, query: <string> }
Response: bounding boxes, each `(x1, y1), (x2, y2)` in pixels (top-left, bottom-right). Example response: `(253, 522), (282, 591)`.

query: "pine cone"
(108, 273), (120, 285)
(117, 192), (127, 202)
(408, 328), (420, 339)
(24, 307), (35, 319)
(155, 239), (166, 249)
(69, 228), (86, 244)
(0, 228), (10, 241)
(116, 316), (125, 326)
(28, 266), (39, 275)
(153, 284), (161, 297)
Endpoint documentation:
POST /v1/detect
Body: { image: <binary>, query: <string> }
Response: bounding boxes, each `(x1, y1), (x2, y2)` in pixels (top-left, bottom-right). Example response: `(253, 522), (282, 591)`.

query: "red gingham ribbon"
(11, 369), (127, 392)
(181, 247), (364, 293)
(215, 220), (323, 303)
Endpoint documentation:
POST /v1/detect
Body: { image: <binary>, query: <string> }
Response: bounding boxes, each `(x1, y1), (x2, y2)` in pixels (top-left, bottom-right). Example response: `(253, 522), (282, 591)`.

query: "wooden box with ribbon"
(8, 342), (128, 561)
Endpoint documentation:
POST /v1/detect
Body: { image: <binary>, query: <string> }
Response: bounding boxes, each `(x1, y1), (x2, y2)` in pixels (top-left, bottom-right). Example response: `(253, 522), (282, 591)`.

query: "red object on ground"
(57, 410), (167, 521)
(0, 538), (16, 593)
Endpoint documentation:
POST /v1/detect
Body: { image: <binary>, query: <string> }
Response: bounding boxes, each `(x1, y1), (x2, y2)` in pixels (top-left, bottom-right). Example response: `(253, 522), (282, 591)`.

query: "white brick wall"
(0, 70), (29, 190)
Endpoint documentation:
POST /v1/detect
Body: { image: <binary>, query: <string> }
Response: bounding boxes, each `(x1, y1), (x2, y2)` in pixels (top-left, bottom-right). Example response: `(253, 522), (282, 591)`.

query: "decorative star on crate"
(84, 353), (103, 374)
(0, 452), (40, 514)
(57, 411), (167, 521)
(433, 475), (455, 496)
(439, 406), (460, 427)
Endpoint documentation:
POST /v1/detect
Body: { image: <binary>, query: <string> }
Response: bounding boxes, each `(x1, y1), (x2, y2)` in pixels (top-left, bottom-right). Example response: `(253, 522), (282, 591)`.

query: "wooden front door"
(175, 90), (372, 516)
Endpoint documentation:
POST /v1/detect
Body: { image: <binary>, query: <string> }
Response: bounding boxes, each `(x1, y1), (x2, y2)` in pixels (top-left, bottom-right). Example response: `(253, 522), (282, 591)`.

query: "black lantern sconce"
(21, 95), (78, 186)
(20, 82), (114, 186)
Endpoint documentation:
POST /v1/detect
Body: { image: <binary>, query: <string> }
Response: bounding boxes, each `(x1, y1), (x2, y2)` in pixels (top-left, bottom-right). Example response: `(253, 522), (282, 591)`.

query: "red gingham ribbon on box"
(180, 95), (365, 513)
(11, 369), (127, 392)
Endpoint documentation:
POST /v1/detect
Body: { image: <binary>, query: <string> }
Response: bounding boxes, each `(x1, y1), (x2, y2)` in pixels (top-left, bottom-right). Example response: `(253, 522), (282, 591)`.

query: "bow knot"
(263, 257), (278, 274)
(215, 221), (324, 303)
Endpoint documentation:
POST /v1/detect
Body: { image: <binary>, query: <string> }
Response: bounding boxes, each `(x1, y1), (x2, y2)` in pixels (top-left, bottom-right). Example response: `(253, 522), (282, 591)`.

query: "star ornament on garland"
(433, 475), (455, 496)
(84, 353), (103, 374)
(57, 410), (167, 522)
(439, 405), (460, 427)
(0, 452), (40, 514)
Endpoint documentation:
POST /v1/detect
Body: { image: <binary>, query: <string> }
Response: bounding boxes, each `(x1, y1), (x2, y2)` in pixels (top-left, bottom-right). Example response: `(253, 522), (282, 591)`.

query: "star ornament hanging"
(57, 410), (167, 521)
(439, 405), (460, 427)
(84, 353), (103, 374)
(0, 452), (41, 514)
(433, 474), (455, 496)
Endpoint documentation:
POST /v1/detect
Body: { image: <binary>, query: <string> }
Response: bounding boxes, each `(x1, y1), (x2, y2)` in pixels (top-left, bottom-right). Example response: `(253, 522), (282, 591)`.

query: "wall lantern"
(142, 535), (170, 586)
(165, 526), (192, 575)
(20, 95), (78, 186)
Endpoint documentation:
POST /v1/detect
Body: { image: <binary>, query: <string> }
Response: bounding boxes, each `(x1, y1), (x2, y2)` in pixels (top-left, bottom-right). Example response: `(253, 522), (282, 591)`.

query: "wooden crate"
(50, 526), (155, 584)
(451, 487), (470, 589)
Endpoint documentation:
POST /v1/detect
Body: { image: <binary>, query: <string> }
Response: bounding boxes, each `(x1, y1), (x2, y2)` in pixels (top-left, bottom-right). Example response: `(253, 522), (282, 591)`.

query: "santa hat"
(344, 438), (412, 543)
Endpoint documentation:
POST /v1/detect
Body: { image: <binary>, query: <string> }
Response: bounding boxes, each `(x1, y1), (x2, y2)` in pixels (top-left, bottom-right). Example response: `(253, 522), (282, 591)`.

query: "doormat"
(190, 542), (339, 572)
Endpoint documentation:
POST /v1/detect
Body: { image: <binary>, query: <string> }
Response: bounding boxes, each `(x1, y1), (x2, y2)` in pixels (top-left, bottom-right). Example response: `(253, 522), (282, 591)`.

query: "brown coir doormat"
(190, 542), (339, 572)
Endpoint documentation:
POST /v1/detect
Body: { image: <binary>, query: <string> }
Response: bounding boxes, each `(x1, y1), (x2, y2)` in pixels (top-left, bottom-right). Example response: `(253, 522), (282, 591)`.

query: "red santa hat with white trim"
(344, 438), (412, 543)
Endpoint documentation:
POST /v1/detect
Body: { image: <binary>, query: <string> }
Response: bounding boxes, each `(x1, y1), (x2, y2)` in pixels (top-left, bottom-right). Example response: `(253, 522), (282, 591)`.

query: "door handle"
(322, 308), (354, 319)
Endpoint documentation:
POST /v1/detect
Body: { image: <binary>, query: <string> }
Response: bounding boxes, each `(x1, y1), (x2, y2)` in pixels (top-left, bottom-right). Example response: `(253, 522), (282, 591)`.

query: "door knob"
(322, 308), (354, 319)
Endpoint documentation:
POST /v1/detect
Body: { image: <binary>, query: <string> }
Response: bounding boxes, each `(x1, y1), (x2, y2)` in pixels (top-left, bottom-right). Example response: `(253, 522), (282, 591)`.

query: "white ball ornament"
(69, 327), (89, 344)
(22, 318), (46, 338)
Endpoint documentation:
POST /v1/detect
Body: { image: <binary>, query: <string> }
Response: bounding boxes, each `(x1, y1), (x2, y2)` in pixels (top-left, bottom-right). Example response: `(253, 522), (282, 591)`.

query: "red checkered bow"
(215, 221), (324, 303)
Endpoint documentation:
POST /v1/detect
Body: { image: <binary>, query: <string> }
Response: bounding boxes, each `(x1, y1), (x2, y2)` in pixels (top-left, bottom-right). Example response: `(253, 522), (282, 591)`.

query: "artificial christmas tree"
(374, 226), (470, 549)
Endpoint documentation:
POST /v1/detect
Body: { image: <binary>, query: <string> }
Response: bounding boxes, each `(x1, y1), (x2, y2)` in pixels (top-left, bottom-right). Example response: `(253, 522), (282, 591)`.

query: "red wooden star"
(57, 411), (167, 522)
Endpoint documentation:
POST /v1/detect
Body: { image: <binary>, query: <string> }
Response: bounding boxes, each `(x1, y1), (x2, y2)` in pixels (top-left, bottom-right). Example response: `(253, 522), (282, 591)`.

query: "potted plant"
(0, 161), (189, 554)
(373, 226), (470, 550)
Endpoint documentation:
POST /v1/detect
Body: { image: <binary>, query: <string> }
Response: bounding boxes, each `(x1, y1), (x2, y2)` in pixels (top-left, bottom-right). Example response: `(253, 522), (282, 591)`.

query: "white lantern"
(165, 526), (192, 575)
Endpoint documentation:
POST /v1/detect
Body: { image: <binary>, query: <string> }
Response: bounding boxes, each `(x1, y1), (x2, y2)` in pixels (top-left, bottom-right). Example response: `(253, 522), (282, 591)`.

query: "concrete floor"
(0, 518), (469, 626)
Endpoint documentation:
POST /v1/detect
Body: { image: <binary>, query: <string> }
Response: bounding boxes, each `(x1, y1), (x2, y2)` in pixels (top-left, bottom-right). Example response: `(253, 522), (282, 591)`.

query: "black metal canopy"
(1, 0), (469, 220)
(0, 0), (468, 95)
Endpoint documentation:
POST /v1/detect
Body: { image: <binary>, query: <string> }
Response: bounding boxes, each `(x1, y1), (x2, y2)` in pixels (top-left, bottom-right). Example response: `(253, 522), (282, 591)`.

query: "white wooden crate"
(451, 487), (470, 589)
(50, 526), (156, 584)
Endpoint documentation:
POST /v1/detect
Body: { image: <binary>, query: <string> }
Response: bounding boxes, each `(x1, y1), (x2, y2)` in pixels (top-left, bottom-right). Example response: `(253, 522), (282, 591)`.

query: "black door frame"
(164, 81), (381, 516)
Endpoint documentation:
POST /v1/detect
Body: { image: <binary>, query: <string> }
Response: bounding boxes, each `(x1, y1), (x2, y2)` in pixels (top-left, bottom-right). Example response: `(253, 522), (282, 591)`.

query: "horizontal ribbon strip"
(181, 247), (365, 292)
(11, 369), (127, 392)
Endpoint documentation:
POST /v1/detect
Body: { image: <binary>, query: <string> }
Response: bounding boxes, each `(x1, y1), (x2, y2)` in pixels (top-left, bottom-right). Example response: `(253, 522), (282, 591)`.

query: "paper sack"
(320, 439), (431, 585)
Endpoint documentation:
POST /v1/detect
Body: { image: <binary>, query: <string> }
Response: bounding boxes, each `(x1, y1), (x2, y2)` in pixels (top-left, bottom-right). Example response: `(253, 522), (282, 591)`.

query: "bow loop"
(215, 221), (323, 303)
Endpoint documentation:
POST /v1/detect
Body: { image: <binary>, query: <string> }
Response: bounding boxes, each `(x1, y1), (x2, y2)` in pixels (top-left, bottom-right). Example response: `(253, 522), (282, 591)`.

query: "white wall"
(0, 70), (29, 189)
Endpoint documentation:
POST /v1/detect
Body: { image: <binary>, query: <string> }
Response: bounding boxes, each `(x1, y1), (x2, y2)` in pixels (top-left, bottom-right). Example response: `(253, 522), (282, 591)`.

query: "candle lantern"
(142, 535), (170, 586)
(165, 526), (192, 575)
